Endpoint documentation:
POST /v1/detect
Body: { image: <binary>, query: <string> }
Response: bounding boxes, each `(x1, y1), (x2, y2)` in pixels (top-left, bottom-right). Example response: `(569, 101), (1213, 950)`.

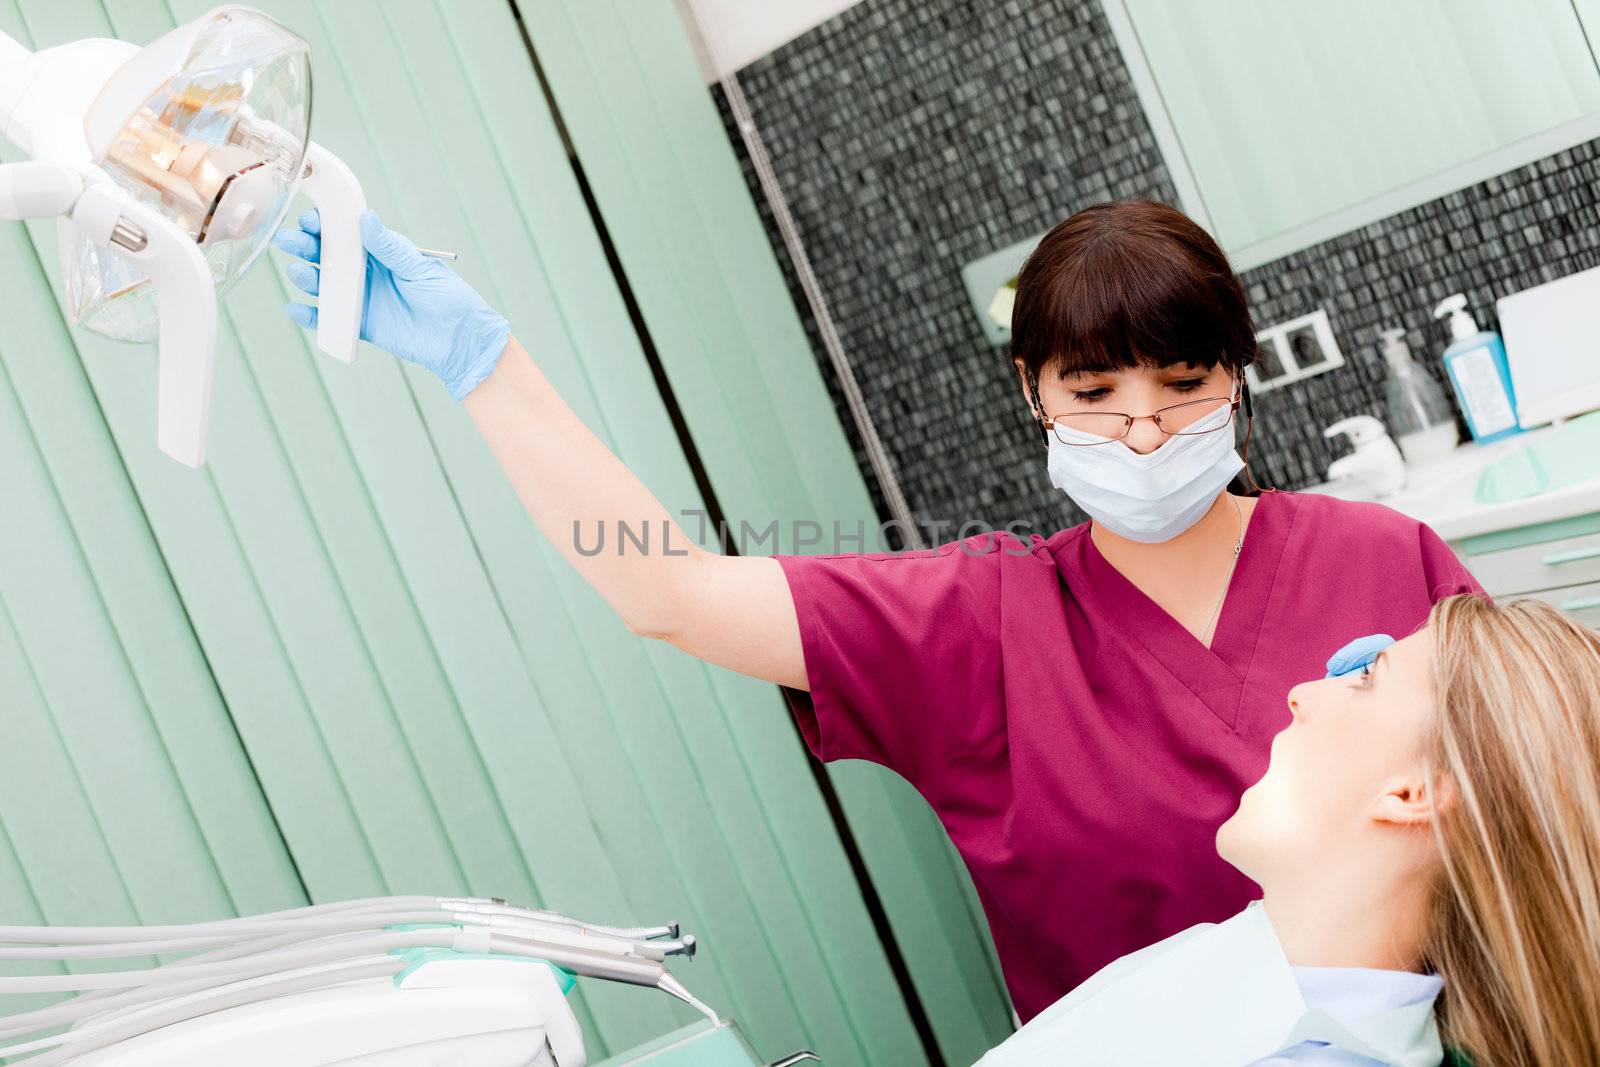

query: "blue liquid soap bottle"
(1432, 294), (1522, 444)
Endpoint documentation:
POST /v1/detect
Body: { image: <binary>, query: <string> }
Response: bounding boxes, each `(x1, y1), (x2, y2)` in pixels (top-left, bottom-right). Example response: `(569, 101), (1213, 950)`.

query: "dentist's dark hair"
(1009, 199), (1264, 489)
(1010, 199), (1256, 404)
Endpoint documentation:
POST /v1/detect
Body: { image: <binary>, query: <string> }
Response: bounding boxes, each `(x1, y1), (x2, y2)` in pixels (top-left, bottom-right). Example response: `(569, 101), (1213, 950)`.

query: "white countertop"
(1302, 421), (1600, 542)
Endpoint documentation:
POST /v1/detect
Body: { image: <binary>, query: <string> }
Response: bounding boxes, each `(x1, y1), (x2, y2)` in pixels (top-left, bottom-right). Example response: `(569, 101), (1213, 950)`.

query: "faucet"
(1324, 415), (1406, 497)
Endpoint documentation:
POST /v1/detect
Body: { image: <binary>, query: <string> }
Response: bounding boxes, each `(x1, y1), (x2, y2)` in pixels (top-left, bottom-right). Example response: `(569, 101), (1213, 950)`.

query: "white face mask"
(1044, 401), (1244, 543)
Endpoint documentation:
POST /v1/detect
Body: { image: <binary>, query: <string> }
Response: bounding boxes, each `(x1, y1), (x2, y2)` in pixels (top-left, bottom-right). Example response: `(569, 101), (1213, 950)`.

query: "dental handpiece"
(443, 898), (680, 941)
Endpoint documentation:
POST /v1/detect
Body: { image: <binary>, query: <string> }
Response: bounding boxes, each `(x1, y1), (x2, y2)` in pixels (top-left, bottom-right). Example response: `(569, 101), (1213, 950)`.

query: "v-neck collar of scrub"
(1053, 491), (1296, 730)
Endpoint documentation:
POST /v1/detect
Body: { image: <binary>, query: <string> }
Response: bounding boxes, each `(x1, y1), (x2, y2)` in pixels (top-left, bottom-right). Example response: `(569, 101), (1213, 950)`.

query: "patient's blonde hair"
(1424, 595), (1600, 1066)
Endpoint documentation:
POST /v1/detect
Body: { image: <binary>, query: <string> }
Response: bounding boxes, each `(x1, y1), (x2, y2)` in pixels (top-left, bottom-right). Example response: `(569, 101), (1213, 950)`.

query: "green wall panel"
(0, 0), (1010, 1062)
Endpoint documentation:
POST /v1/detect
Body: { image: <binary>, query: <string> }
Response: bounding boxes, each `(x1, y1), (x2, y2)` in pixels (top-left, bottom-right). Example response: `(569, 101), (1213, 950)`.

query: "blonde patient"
(981, 596), (1600, 1067)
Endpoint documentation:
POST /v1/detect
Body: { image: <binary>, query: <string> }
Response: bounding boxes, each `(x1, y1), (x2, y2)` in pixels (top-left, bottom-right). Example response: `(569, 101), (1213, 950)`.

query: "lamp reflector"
(66, 8), (310, 342)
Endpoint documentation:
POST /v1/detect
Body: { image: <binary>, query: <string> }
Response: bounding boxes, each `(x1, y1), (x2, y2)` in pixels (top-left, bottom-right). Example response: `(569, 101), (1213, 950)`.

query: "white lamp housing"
(0, 6), (366, 467)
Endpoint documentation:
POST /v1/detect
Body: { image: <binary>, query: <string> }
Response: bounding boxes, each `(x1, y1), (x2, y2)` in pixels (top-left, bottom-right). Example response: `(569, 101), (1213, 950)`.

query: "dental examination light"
(0, 895), (708, 1065)
(0, 6), (367, 467)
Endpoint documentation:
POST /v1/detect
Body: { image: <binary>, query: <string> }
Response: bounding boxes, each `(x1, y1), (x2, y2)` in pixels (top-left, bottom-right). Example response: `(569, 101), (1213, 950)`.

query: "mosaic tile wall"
(711, 0), (1600, 538)
(1237, 147), (1600, 488)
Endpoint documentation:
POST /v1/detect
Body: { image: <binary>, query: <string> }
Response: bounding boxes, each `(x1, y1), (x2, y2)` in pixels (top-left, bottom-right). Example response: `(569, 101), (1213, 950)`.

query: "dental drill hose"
(0, 932), (679, 1060)
(0, 929), (447, 1040)
(0, 910), (456, 944)
(443, 898), (682, 942)
(6, 928), (413, 1029)
(0, 902), (690, 957)
(0, 929), (476, 994)
(0, 924), (675, 994)
(0, 895), (714, 1058)
(10, 959), (404, 1067)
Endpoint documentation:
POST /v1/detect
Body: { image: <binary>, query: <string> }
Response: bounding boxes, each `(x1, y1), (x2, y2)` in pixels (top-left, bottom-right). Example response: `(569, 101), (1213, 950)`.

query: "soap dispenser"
(1379, 327), (1459, 464)
(1432, 295), (1521, 444)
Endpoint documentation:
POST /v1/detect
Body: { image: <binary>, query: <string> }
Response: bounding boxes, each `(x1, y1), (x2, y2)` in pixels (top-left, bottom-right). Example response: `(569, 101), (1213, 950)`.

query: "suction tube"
(658, 972), (720, 1025)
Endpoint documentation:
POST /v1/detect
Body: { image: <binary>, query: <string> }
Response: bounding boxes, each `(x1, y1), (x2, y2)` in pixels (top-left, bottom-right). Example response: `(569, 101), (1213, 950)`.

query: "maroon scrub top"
(773, 490), (1481, 1023)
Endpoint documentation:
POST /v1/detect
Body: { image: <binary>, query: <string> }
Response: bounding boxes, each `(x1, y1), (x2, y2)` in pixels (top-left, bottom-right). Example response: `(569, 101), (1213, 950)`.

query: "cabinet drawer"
(1464, 530), (1600, 596)
(1510, 580), (1600, 628)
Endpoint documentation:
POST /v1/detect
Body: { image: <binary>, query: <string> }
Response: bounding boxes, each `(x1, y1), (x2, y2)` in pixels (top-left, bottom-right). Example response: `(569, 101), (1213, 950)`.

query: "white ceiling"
(674, 0), (868, 82)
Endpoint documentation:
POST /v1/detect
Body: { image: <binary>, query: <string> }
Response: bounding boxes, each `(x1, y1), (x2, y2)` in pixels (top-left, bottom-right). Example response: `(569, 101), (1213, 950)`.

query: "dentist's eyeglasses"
(1043, 393), (1241, 447)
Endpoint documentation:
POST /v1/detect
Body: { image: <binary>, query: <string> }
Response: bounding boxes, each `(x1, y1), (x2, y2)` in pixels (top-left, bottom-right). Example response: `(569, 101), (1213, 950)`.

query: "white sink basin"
(1299, 423), (1600, 540)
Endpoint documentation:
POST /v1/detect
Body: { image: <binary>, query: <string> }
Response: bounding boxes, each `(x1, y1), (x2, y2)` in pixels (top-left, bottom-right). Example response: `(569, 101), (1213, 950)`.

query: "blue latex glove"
(1325, 633), (1396, 678)
(273, 209), (510, 401)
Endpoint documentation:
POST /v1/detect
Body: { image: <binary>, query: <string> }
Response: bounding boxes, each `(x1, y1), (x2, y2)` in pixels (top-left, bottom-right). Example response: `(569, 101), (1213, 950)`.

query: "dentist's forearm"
(461, 337), (806, 688)
(462, 336), (705, 634)
(273, 212), (807, 680)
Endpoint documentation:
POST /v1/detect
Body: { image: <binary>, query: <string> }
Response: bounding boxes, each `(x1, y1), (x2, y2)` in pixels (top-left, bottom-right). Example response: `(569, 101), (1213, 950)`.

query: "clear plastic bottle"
(1379, 327), (1459, 464)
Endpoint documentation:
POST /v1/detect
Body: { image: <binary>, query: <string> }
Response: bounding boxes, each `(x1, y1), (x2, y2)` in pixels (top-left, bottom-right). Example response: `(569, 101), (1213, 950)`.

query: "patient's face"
(1217, 629), (1435, 881)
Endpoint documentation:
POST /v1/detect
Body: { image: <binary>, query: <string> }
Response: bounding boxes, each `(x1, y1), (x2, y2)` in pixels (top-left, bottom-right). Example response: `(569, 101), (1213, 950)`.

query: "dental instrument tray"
(0, 894), (728, 1066)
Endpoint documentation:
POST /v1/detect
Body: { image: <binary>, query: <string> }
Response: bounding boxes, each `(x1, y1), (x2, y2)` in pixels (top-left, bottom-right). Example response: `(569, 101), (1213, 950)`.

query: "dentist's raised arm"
(275, 210), (806, 690)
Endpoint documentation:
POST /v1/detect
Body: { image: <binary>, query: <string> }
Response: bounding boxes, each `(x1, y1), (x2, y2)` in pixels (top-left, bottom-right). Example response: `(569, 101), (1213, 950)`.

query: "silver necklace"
(1201, 494), (1245, 647)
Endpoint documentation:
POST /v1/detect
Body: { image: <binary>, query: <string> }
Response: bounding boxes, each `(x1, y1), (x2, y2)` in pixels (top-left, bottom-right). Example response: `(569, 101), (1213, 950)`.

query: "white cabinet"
(1459, 525), (1600, 627)
(1520, 580), (1600, 628)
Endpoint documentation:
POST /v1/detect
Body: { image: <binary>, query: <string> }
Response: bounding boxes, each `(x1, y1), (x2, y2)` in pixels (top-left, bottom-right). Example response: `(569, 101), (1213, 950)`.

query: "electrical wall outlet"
(1248, 308), (1344, 393)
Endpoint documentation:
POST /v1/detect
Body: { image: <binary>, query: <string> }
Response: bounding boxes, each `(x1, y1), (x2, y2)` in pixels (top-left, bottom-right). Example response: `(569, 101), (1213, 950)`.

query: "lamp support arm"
(0, 161), (81, 220)
(0, 29), (29, 67)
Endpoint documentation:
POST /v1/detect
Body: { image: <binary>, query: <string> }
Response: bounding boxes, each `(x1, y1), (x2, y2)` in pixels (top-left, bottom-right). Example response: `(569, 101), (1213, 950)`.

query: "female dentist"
(273, 198), (1481, 1023)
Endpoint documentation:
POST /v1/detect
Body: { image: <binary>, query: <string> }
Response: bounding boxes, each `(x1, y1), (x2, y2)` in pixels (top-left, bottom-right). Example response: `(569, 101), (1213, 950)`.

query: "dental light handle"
(71, 184), (218, 467)
(298, 142), (365, 363)
(0, 164), (218, 466)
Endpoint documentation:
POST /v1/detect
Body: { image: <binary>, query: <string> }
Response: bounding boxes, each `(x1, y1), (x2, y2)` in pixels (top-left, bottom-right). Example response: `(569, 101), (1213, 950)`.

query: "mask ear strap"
(1236, 375), (1271, 495)
(1027, 371), (1050, 447)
